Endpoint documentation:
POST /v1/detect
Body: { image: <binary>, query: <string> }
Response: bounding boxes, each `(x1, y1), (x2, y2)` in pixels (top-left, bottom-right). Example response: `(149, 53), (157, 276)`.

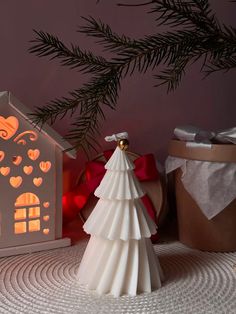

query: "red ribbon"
(63, 150), (159, 229)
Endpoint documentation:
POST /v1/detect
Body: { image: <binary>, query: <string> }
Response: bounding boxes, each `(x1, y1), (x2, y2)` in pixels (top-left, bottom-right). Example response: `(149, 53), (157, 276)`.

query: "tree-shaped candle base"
(77, 132), (164, 297)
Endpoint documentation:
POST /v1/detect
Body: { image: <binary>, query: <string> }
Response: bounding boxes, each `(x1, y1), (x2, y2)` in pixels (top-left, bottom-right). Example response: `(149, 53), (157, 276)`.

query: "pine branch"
(29, 29), (206, 147)
(66, 102), (110, 154)
(80, 17), (138, 54)
(119, 0), (218, 31)
(65, 103), (102, 155)
(29, 30), (111, 73)
(80, 16), (202, 70)
(155, 1), (217, 33)
(155, 56), (189, 91)
(30, 28), (207, 123)
(204, 56), (236, 75)
(31, 30), (205, 121)
(78, 15), (233, 77)
(65, 71), (121, 151)
(30, 69), (120, 124)
(29, 0), (236, 153)
(30, 69), (121, 151)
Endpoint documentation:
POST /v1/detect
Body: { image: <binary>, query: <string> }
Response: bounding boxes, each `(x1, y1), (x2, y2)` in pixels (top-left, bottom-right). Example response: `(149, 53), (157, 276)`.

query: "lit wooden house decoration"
(0, 91), (76, 257)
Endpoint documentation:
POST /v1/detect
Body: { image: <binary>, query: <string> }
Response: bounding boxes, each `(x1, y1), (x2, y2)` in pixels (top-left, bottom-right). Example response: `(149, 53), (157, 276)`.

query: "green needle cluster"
(29, 0), (236, 153)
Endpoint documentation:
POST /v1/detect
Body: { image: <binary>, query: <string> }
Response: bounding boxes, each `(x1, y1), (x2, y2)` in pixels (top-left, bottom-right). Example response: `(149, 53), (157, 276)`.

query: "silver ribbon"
(105, 132), (128, 142)
(174, 126), (236, 148)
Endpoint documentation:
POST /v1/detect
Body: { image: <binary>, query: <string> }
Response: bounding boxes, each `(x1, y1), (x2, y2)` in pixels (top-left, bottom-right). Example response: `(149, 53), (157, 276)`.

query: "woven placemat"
(0, 240), (236, 314)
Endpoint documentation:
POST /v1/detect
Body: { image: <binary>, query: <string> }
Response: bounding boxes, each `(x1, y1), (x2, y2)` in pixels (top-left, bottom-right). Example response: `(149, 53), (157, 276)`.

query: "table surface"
(0, 219), (236, 314)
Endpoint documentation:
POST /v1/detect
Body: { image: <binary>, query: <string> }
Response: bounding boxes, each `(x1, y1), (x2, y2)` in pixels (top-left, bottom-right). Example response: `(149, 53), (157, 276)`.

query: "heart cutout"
(39, 161), (51, 173)
(23, 166), (33, 175)
(28, 149), (40, 161)
(10, 176), (22, 188)
(0, 151), (5, 162)
(43, 202), (50, 208)
(43, 215), (50, 221)
(0, 116), (19, 140)
(0, 167), (10, 176)
(12, 156), (22, 166)
(33, 177), (42, 187)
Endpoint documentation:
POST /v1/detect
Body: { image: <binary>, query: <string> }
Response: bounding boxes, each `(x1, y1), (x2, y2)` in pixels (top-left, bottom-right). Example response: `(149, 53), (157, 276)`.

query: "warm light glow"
(28, 219), (40, 232)
(43, 215), (50, 222)
(29, 206), (40, 218)
(28, 149), (40, 161)
(14, 222), (26, 234)
(15, 193), (40, 207)
(0, 116), (19, 140)
(14, 208), (26, 220)
(0, 166), (10, 176)
(39, 161), (51, 173)
(14, 193), (42, 234)
(12, 156), (22, 165)
(74, 195), (87, 209)
(0, 151), (5, 162)
(33, 177), (43, 187)
(10, 176), (22, 188)
(43, 228), (50, 235)
(23, 165), (33, 175)
(14, 130), (38, 145)
(43, 202), (50, 208)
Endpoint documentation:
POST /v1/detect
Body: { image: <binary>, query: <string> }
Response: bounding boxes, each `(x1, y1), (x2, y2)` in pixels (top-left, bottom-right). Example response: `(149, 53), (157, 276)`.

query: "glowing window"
(14, 193), (41, 235)
(29, 220), (40, 232)
(28, 207), (40, 218)
(43, 215), (50, 222)
(15, 222), (26, 234)
(15, 193), (39, 207)
(14, 208), (26, 220)
(43, 228), (50, 235)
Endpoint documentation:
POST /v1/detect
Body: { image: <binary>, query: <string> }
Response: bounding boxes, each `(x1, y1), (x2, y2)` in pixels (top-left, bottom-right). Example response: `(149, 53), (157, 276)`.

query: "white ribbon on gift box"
(174, 125), (236, 148)
(166, 126), (236, 220)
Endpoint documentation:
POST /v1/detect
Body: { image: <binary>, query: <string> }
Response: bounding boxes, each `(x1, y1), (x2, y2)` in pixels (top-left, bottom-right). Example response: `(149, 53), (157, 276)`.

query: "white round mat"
(0, 241), (236, 314)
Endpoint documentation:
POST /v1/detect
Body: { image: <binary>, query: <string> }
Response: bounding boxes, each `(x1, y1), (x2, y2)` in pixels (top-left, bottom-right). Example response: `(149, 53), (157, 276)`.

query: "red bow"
(63, 151), (159, 229)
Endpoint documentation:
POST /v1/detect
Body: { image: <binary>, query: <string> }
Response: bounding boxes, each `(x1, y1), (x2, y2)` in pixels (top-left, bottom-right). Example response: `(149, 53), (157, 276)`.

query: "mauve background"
(0, 0), (235, 188)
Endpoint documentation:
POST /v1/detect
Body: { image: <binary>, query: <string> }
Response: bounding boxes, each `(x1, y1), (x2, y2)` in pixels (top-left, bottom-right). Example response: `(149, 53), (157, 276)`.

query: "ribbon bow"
(174, 125), (236, 148)
(63, 150), (159, 229)
(105, 132), (128, 142)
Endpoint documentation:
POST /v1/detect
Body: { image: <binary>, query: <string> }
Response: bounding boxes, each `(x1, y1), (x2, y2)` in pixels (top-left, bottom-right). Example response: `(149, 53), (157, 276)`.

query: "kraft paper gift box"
(166, 126), (236, 252)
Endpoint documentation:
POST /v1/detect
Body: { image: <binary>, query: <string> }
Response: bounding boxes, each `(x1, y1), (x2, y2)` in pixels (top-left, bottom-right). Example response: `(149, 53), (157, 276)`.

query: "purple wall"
(0, 1), (235, 184)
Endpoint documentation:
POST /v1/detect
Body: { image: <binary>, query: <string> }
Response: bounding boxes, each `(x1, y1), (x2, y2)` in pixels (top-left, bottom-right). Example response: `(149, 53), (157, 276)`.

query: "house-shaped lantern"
(0, 91), (76, 257)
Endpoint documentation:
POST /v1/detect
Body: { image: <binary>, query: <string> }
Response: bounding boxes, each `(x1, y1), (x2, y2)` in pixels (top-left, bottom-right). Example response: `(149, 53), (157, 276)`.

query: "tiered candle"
(77, 132), (164, 297)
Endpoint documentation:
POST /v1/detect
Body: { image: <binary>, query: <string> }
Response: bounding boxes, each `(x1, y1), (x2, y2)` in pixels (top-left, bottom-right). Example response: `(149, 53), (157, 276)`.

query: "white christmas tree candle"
(77, 132), (164, 297)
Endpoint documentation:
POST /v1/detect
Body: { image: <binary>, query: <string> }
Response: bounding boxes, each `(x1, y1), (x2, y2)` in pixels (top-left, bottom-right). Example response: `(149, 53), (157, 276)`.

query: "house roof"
(0, 91), (76, 159)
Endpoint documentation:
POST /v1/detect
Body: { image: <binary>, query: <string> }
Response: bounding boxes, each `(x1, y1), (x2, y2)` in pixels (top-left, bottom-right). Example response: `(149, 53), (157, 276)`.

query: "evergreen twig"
(29, 0), (236, 153)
